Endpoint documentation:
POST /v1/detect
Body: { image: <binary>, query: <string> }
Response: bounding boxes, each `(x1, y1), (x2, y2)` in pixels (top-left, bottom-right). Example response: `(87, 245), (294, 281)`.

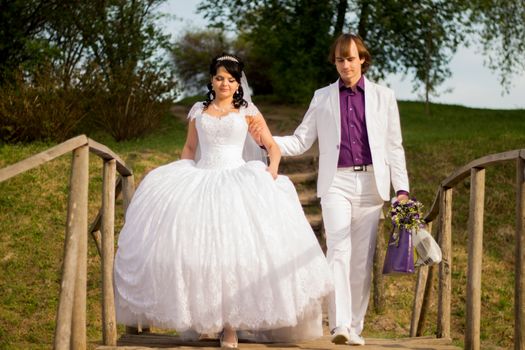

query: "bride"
(114, 53), (332, 348)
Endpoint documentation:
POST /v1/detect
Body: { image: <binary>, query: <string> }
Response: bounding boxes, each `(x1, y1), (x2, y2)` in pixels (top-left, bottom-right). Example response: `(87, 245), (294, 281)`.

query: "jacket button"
(336, 144), (340, 150)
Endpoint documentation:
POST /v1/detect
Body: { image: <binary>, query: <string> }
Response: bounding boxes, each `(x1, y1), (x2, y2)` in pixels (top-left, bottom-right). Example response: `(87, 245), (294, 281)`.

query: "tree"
(0, 0), (60, 81)
(196, 0), (464, 103)
(0, 0), (177, 142)
(197, 0), (524, 106)
(171, 29), (232, 95)
(198, 0), (337, 102)
(76, 0), (176, 140)
(396, 1), (467, 113)
(469, 0), (525, 91)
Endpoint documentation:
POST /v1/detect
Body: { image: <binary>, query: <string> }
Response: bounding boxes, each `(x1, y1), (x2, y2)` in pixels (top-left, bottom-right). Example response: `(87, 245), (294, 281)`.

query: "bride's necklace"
(211, 101), (233, 114)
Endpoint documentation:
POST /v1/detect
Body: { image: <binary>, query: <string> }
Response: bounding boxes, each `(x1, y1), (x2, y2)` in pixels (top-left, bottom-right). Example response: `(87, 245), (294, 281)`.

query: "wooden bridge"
(0, 134), (524, 350)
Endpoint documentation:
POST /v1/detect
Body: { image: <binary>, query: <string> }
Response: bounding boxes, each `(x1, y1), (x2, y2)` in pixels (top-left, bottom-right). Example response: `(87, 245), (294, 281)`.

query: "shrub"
(0, 69), (87, 143)
(87, 63), (176, 141)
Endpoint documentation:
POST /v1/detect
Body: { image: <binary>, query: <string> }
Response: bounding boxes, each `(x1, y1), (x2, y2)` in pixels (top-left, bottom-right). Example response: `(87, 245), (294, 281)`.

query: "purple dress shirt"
(337, 76), (372, 167)
(337, 76), (409, 197)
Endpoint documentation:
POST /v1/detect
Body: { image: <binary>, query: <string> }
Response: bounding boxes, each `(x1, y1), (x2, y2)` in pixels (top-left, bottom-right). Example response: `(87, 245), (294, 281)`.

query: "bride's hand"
(267, 164), (278, 179)
(247, 116), (264, 145)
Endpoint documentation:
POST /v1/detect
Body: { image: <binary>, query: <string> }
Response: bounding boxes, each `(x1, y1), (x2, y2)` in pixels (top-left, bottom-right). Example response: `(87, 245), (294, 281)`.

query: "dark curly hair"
(203, 53), (248, 110)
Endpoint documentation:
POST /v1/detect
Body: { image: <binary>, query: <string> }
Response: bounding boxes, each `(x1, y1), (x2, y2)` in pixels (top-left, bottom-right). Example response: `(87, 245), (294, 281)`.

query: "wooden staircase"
(97, 333), (460, 349)
(4, 106), (522, 349)
(280, 154), (325, 251)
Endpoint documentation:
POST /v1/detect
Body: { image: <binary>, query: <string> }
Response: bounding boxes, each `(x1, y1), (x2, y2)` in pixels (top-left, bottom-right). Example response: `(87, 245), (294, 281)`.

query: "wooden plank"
(441, 149), (521, 189)
(417, 263), (435, 336)
(71, 151), (89, 350)
(54, 145), (89, 349)
(437, 188), (453, 339)
(411, 221), (435, 337)
(0, 135), (88, 183)
(95, 334), (461, 350)
(424, 149), (523, 225)
(88, 138), (133, 177)
(89, 176), (123, 257)
(91, 230), (102, 257)
(465, 168), (485, 350)
(121, 173), (143, 335)
(89, 177), (123, 233)
(516, 156), (525, 350)
(122, 175), (135, 215)
(102, 159), (117, 345)
(288, 171), (317, 185)
(410, 265), (429, 337)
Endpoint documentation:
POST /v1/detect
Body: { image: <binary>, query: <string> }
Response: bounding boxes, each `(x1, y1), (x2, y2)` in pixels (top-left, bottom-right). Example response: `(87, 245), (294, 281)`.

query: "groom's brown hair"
(329, 34), (371, 74)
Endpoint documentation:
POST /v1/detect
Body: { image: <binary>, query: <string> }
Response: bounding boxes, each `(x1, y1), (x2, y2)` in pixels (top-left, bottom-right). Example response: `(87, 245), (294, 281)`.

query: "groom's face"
(335, 39), (365, 87)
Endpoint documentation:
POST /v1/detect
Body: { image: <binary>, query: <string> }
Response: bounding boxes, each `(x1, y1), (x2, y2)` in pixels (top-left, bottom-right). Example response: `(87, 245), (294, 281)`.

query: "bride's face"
(211, 67), (240, 100)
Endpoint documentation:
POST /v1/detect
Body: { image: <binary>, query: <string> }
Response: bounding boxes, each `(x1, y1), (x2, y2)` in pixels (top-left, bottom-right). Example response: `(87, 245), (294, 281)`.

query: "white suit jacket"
(273, 77), (409, 200)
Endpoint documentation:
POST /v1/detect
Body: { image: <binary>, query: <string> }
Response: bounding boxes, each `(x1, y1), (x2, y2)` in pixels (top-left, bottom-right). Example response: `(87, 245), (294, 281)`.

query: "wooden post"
(71, 172), (89, 350)
(121, 174), (143, 335)
(410, 265), (429, 337)
(417, 264), (435, 336)
(102, 159), (117, 345)
(437, 187), (452, 339)
(410, 221), (435, 337)
(122, 174), (135, 215)
(410, 221), (433, 337)
(466, 168), (485, 350)
(373, 208), (386, 314)
(54, 145), (89, 350)
(516, 157), (525, 350)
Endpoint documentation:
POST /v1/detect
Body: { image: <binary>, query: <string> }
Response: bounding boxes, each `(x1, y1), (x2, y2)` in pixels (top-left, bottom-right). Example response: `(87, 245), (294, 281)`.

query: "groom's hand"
(396, 191), (409, 202)
(247, 116), (264, 146)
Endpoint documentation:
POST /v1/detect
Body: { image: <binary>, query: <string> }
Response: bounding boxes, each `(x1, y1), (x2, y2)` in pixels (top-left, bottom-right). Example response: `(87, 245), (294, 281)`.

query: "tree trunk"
(333, 0), (348, 37)
(357, 0), (372, 41)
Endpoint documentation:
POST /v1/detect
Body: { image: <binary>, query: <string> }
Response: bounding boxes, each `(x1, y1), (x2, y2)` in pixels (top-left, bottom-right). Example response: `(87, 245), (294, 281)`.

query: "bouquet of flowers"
(390, 197), (425, 234)
(383, 197), (425, 275)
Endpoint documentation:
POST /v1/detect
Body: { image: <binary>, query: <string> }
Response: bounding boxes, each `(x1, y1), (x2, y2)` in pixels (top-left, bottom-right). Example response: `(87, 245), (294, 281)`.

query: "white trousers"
(321, 167), (384, 335)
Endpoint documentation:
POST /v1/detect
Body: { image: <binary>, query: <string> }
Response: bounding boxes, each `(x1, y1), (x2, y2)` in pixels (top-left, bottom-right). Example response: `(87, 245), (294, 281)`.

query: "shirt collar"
(339, 75), (365, 93)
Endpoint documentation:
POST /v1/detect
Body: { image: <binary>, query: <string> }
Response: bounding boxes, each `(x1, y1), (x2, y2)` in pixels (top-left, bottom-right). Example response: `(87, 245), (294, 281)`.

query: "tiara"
(217, 55), (239, 63)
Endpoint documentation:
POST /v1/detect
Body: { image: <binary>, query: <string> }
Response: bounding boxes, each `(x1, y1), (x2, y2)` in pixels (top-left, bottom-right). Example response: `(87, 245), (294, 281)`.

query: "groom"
(251, 33), (409, 345)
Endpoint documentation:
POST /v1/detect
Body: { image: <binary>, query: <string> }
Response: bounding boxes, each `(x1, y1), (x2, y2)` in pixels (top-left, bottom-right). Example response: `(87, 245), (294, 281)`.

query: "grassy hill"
(0, 100), (524, 349)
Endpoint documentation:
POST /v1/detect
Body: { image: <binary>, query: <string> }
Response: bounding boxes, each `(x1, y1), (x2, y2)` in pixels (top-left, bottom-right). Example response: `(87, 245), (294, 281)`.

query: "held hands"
(267, 164), (278, 180)
(246, 114), (280, 180)
(247, 116), (264, 146)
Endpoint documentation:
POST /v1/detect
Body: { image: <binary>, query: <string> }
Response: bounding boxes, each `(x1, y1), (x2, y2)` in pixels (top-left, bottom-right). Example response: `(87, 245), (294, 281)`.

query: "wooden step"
(299, 189), (319, 206)
(280, 154), (317, 165)
(288, 171), (317, 185)
(280, 155), (317, 173)
(307, 213), (323, 231)
(97, 333), (462, 349)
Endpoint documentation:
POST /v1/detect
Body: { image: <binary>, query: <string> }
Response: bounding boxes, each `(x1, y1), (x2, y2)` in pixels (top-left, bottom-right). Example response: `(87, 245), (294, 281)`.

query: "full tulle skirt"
(114, 159), (332, 341)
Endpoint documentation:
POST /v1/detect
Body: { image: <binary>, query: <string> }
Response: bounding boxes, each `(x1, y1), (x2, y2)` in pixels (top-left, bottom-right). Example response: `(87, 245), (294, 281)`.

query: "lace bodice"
(188, 102), (261, 169)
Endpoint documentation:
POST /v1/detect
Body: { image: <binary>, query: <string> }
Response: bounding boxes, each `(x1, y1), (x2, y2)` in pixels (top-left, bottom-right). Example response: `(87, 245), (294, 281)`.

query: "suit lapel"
(364, 77), (378, 145)
(329, 80), (341, 140)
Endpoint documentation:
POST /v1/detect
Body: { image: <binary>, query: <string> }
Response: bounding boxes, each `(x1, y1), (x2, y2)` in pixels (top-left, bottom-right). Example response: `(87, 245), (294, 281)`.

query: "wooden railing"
(0, 135), (134, 350)
(3, 136), (524, 350)
(409, 149), (525, 350)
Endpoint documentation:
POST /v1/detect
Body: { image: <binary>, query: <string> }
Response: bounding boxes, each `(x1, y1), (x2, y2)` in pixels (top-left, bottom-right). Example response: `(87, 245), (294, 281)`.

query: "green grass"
(0, 100), (524, 349)
(364, 101), (524, 349)
(0, 113), (188, 349)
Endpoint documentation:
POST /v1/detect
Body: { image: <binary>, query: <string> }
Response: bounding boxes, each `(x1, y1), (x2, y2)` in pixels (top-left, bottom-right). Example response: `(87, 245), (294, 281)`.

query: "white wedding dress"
(114, 102), (332, 341)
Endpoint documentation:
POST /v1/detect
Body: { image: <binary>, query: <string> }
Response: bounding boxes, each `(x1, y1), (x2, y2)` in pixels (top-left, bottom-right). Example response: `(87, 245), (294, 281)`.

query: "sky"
(158, 1), (525, 110)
